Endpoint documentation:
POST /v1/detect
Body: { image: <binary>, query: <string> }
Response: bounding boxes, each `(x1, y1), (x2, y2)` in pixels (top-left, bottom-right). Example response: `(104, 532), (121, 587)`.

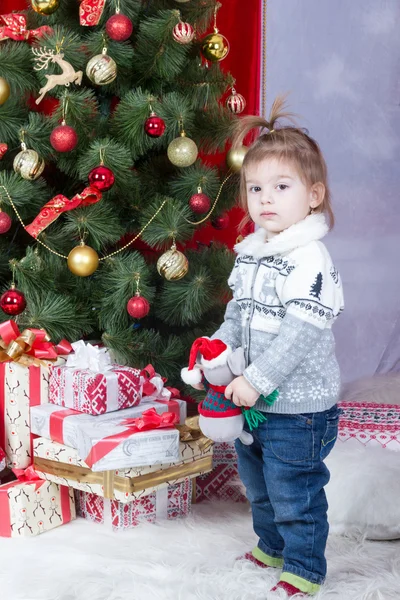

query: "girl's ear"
(310, 182), (325, 208)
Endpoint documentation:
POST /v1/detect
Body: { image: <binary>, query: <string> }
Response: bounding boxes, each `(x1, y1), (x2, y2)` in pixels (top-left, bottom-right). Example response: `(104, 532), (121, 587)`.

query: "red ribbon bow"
(121, 408), (179, 432)
(79, 0), (106, 26)
(13, 465), (43, 485)
(0, 14), (53, 43)
(25, 186), (102, 239)
(0, 320), (72, 363)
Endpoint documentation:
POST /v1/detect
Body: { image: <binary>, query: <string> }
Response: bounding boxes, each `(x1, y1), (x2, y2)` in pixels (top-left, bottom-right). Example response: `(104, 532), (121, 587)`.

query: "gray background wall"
(263, 0), (400, 383)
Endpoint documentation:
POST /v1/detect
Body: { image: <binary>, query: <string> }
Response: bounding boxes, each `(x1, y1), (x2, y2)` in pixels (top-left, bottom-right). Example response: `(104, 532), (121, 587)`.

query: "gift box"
(0, 447), (5, 472)
(75, 478), (192, 530)
(338, 401), (400, 450)
(49, 341), (144, 416)
(0, 469), (75, 537)
(32, 429), (213, 502)
(30, 399), (187, 471)
(196, 442), (247, 503)
(0, 321), (70, 469)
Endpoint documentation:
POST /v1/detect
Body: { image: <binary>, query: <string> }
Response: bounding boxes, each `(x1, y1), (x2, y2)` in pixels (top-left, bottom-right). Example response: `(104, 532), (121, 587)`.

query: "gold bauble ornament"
(157, 243), (189, 281)
(201, 32), (230, 62)
(167, 131), (198, 168)
(31, 0), (60, 15)
(0, 77), (11, 106)
(226, 146), (248, 172)
(13, 149), (45, 181)
(67, 242), (99, 277)
(86, 53), (117, 86)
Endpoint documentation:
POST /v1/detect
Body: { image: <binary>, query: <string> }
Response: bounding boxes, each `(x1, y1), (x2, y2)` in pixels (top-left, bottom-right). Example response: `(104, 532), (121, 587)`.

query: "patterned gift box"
(0, 476), (75, 537)
(338, 401), (400, 450)
(30, 399), (187, 471)
(0, 359), (67, 470)
(196, 442), (247, 503)
(33, 434), (213, 502)
(75, 478), (192, 530)
(49, 364), (143, 416)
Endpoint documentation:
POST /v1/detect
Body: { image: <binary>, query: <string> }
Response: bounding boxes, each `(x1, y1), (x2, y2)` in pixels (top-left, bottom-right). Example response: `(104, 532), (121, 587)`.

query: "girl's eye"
(276, 184), (288, 191)
(249, 186), (261, 193)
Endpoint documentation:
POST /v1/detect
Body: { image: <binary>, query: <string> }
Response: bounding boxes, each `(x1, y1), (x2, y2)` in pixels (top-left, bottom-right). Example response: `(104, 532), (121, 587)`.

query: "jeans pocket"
(268, 414), (314, 464)
(320, 406), (340, 461)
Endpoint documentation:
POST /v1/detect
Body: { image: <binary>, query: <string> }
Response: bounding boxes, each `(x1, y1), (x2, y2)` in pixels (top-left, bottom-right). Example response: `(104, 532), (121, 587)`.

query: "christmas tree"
(0, 0), (246, 392)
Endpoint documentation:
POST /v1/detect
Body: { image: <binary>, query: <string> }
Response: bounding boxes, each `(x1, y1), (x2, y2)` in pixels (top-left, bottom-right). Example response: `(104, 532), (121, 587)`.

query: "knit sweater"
(211, 214), (344, 414)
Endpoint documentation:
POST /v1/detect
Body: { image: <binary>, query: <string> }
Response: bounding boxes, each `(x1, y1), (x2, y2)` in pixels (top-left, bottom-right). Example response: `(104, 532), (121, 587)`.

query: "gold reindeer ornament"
(32, 47), (83, 105)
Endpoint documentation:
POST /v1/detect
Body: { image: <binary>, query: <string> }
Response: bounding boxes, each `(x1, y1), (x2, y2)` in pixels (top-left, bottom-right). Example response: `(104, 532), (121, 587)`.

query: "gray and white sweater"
(212, 214), (344, 414)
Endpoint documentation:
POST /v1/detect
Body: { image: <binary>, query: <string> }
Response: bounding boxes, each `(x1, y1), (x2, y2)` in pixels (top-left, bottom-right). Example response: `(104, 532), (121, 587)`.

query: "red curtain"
(1, 0), (261, 247)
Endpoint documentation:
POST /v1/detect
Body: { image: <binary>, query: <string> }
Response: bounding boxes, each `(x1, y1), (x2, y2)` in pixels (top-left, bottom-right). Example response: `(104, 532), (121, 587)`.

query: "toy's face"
(203, 363), (235, 386)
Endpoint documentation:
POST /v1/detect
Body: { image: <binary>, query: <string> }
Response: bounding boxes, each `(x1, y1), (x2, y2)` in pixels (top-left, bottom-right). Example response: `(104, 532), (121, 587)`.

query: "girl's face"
(245, 158), (324, 237)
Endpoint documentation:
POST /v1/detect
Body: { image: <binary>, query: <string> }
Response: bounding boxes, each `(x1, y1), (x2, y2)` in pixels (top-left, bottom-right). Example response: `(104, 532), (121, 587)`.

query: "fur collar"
(234, 213), (329, 258)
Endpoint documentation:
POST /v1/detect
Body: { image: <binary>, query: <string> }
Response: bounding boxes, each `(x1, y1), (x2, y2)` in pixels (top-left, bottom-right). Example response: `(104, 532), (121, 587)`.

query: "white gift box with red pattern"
(49, 364), (143, 416)
(30, 399), (186, 471)
(32, 434), (213, 503)
(0, 359), (66, 470)
(0, 476), (75, 538)
(196, 441), (247, 503)
(337, 401), (400, 450)
(75, 478), (192, 531)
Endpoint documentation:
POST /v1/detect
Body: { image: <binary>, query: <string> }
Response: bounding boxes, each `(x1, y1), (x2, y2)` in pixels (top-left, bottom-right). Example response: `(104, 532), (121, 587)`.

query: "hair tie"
(268, 129), (275, 135)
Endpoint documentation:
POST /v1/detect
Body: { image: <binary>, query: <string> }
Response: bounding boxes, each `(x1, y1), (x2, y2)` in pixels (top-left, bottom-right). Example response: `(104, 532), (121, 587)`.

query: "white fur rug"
(0, 502), (399, 600)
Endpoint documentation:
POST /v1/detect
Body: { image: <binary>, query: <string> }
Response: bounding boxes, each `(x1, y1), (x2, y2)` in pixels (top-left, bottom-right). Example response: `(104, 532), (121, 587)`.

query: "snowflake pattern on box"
(75, 479), (192, 530)
(196, 442), (247, 503)
(338, 402), (400, 450)
(49, 365), (142, 415)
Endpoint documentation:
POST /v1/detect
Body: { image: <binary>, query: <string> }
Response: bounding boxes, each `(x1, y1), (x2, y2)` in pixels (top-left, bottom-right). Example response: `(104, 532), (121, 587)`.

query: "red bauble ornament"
(189, 189), (211, 214)
(144, 113), (166, 138)
(106, 13), (133, 42)
(127, 295), (150, 319)
(172, 21), (195, 45)
(50, 124), (78, 152)
(88, 165), (115, 191)
(226, 88), (246, 114)
(212, 213), (230, 230)
(0, 211), (12, 234)
(0, 143), (8, 159)
(0, 285), (26, 316)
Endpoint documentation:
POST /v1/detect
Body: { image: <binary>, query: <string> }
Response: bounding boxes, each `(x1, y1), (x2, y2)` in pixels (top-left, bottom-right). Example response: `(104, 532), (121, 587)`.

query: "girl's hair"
(233, 95), (334, 230)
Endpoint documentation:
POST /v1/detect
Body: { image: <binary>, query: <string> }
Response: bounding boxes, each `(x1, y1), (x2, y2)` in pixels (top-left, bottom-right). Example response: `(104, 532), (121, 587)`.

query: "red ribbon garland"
(0, 14), (53, 43)
(79, 0), (106, 26)
(25, 186), (102, 239)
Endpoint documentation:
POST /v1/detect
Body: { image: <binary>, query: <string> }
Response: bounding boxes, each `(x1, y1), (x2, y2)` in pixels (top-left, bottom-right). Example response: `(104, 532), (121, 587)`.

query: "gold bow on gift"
(0, 320), (72, 367)
(177, 415), (214, 452)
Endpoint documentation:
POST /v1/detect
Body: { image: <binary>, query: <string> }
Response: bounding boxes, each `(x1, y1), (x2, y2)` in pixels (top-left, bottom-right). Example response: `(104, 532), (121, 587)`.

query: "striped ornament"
(226, 89), (246, 114)
(172, 21), (195, 44)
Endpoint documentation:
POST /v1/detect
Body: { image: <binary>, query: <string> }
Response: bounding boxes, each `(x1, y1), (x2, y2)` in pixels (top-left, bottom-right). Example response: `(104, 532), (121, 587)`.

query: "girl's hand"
(225, 376), (259, 407)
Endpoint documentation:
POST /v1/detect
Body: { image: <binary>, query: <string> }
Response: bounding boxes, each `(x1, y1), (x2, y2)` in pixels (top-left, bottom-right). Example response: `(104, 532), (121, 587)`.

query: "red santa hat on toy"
(181, 337), (232, 385)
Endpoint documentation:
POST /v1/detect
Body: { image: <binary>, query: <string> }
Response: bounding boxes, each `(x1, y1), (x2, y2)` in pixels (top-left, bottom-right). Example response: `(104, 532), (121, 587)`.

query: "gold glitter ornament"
(167, 131), (198, 168)
(157, 243), (189, 281)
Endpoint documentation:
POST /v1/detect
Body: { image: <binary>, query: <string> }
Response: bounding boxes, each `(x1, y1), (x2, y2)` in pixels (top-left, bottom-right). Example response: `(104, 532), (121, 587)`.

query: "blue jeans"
(235, 404), (341, 588)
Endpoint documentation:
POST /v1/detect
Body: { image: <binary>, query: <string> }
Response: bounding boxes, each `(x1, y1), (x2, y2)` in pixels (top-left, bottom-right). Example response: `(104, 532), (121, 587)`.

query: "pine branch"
(0, 99), (28, 146)
(63, 201), (125, 252)
(0, 43), (38, 95)
(139, 196), (193, 248)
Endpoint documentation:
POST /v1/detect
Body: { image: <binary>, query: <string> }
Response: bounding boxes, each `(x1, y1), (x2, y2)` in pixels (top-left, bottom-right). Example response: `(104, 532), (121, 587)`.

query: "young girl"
(210, 98), (343, 597)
